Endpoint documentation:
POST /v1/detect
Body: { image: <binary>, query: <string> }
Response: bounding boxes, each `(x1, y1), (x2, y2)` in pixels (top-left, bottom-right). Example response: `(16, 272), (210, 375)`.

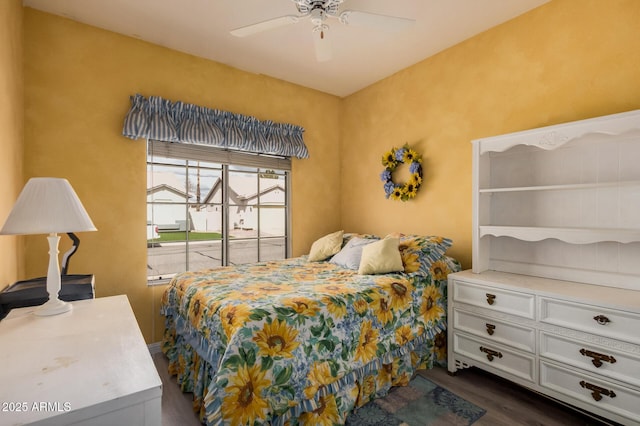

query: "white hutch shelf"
(448, 110), (640, 425)
(479, 226), (640, 244)
(472, 110), (640, 291)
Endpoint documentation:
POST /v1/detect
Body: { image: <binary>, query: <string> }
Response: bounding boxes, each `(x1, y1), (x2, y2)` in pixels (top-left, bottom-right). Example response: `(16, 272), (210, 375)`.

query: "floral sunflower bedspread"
(161, 253), (460, 425)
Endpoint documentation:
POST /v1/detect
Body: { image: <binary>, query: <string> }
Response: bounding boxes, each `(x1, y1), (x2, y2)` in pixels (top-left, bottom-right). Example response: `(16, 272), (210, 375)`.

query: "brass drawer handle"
(593, 315), (611, 326)
(486, 293), (496, 305)
(479, 346), (502, 362)
(579, 380), (616, 402)
(485, 323), (496, 336)
(580, 348), (617, 368)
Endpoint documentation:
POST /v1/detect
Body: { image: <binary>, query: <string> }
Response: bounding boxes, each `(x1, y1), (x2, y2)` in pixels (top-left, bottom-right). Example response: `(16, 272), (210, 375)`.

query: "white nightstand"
(0, 295), (162, 425)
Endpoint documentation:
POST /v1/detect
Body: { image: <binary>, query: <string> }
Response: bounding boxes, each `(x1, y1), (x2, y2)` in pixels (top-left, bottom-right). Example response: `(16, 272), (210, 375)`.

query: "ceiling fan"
(230, 0), (415, 62)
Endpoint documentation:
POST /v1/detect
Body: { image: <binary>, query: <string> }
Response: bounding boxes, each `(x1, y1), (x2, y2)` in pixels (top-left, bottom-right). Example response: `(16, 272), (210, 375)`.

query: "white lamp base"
(33, 234), (73, 317)
(35, 299), (73, 316)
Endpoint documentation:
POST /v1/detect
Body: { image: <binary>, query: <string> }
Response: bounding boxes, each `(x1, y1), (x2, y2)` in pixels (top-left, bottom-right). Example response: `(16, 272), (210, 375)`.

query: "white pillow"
(358, 237), (404, 275)
(330, 237), (378, 270)
(308, 230), (344, 262)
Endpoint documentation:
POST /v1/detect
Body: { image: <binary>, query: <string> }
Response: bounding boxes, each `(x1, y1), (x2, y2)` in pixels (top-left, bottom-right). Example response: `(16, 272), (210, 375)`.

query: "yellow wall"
(17, 0), (640, 342)
(0, 0), (24, 288)
(22, 8), (342, 342)
(341, 0), (640, 269)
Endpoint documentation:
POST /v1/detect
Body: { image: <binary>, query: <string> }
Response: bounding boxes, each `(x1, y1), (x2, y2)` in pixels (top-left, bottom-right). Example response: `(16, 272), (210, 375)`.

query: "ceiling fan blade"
(339, 10), (415, 32)
(313, 26), (332, 62)
(230, 15), (300, 37)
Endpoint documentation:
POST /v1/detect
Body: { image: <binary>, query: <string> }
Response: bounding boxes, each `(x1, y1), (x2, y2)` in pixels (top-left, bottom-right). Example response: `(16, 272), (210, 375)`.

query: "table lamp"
(0, 178), (97, 316)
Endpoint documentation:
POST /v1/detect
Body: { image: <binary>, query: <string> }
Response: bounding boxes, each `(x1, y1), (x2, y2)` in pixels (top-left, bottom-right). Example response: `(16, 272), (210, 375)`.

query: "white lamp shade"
(0, 177), (97, 235)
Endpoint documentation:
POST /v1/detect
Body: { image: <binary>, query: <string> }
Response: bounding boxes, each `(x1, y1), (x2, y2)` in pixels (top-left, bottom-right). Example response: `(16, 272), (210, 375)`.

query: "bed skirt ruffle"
(162, 318), (447, 425)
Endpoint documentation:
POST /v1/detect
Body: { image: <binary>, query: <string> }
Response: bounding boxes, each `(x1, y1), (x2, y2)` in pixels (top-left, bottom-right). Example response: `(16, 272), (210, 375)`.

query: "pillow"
(342, 232), (380, 247)
(330, 237), (378, 270)
(358, 237), (404, 275)
(308, 230), (344, 262)
(397, 235), (453, 274)
(385, 232), (405, 239)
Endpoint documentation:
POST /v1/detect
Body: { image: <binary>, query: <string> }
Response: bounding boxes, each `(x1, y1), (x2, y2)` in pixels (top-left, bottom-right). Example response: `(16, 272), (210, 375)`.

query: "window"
(146, 140), (291, 282)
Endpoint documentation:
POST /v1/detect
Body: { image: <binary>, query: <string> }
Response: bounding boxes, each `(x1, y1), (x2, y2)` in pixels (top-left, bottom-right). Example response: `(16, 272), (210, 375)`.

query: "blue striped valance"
(122, 94), (309, 159)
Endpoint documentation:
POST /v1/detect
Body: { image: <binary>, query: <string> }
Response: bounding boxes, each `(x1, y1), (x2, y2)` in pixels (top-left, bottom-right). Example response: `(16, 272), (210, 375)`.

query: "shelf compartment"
(479, 135), (640, 190)
(483, 238), (640, 290)
(479, 226), (640, 244)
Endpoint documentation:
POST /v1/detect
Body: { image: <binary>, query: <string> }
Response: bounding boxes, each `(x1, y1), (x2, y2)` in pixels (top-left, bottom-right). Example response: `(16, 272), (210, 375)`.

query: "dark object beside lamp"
(0, 178), (96, 318)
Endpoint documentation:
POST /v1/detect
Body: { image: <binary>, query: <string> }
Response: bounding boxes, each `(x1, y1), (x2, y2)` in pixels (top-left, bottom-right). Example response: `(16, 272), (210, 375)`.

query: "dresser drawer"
(540, 332), (640, 389)
(452, 332), (535, 383)
(540, 298), (640, 345)
(540, 361), (640, 424)
(453, 308), (535, 352)
(452, 280), (535, 319)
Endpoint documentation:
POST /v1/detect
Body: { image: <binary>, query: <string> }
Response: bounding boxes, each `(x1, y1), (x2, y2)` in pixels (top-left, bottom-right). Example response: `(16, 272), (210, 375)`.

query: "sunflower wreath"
(380, 144), (423, 201)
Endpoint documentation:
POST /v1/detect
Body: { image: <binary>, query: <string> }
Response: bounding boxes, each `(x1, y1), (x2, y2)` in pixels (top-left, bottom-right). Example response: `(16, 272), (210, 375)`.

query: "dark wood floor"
(418, 367), (615, 426)
(153, 353), (616, 426)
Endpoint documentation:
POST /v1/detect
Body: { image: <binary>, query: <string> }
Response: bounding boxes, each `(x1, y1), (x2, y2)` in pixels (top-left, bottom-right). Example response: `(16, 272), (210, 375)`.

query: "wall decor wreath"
(380, 144), (423, 201)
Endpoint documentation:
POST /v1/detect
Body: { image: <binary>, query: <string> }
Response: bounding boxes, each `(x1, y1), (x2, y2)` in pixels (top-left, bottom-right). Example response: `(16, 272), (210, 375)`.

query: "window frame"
(146, 140), (292, 284)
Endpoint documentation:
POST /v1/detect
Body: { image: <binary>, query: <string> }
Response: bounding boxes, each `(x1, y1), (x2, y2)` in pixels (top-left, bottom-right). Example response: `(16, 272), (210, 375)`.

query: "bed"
(160, 233), (461, 425)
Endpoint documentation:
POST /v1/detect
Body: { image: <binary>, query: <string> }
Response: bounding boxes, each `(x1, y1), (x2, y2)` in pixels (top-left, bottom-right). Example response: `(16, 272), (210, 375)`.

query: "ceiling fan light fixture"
(310, 7), (327, 26)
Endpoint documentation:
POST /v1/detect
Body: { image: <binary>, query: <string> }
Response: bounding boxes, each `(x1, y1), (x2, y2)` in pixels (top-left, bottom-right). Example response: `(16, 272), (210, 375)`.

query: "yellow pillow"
(358, 237), (404, 274)
(308, 230), (344, 262)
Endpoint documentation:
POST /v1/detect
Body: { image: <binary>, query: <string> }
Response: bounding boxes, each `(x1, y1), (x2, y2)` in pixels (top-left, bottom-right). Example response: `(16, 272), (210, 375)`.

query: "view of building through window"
(147, 150), (289, 281)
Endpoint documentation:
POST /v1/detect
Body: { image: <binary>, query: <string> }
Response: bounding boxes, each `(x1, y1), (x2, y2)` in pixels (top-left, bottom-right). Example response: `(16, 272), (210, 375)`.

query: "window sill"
(147, 278), (171, 287)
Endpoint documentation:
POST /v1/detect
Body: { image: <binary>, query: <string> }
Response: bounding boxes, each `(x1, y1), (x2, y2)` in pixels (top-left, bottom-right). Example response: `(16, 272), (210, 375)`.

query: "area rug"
(346, 375), (486, 426)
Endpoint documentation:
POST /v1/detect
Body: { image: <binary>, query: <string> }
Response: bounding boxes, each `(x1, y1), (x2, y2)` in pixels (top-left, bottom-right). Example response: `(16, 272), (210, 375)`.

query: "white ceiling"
(23, 0), (549, 97)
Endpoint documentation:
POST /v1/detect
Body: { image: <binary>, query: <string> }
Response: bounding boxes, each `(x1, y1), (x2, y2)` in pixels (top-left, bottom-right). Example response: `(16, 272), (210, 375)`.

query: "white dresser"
(0, 295), (162, 426)
(448, 110), (640, 425)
